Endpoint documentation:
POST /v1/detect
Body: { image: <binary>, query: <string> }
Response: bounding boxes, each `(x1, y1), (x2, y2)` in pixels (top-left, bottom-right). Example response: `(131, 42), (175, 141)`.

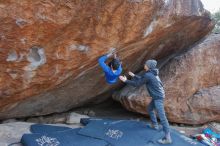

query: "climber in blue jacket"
(98, 49), (122, 84)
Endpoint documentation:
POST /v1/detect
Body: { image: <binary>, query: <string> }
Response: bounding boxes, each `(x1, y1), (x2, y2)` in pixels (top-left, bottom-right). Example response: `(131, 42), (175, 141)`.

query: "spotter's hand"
(128, 71), (135, 77)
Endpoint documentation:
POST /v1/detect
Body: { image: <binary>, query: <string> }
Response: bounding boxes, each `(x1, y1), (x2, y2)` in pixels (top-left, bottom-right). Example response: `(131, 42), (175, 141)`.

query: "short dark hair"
(108, 58), (121, 70)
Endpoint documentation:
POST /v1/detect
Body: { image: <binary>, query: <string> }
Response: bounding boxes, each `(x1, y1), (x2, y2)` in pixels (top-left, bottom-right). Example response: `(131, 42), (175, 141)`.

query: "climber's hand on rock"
(106, 52), (113, 58)
(119, 75), (127, 82)
(113, 53), (117, 59)
(107, 48), (116, 58)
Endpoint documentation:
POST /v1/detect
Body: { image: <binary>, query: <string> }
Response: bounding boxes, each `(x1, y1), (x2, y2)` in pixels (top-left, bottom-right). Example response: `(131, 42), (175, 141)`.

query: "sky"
(200, 0), (220, 13)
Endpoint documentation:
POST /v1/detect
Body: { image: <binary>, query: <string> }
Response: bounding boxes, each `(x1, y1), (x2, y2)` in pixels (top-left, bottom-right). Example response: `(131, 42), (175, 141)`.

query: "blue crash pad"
(21, 128), (109, 146)
(31, 124), (72, 134)
(80, 118), (126, 126)
(78, 119), (206, 146)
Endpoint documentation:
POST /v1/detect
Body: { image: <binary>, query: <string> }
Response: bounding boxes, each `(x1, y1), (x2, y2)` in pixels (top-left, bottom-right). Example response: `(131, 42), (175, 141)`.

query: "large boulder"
(0, 0), (213, 119)
(113, 34), (220, 124)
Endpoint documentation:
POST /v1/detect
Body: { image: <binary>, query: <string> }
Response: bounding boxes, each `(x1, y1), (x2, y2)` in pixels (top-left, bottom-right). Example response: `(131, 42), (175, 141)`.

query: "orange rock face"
(113, 34), (220, 124)
(0, 0), (213, 119)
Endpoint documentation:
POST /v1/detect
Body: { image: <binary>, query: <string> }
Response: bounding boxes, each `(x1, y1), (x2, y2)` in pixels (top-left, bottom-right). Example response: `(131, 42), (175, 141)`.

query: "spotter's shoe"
(158, 137), (172, 144)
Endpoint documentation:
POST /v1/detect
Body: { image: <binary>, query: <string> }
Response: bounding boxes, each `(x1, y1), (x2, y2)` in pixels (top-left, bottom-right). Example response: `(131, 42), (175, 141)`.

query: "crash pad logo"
(36, 136), (60, 146)
(105, 129), (123, 139)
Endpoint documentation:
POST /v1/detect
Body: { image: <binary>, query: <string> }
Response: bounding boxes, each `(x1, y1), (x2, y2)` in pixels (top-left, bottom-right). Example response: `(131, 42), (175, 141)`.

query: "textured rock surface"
(113, 34), (220, 124)
(0, 0), (213, 119)
(189, 86), (220, 124)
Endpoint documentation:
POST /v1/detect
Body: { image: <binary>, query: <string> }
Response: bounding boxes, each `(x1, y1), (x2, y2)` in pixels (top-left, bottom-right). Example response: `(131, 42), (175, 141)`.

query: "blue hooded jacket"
(126, 69), (165, 99)
(98, 55), (122, 84)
